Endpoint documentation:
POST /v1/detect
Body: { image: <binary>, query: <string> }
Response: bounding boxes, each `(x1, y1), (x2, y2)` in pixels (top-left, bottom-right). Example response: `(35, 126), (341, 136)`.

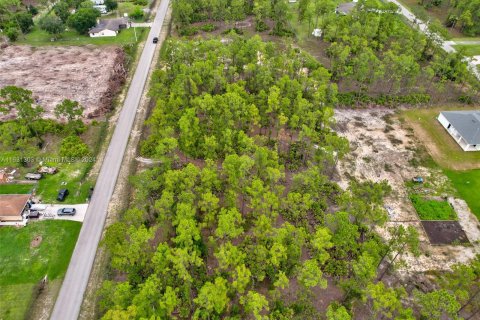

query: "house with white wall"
(89, 18), (129, 37)
(438, 111), (480, 152)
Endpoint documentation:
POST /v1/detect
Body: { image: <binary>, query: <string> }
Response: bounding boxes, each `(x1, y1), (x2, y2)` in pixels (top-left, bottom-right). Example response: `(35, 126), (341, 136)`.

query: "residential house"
(0, 194), (31, 224)
(438, 110), (480, 151)
(89, 18), (129, 37)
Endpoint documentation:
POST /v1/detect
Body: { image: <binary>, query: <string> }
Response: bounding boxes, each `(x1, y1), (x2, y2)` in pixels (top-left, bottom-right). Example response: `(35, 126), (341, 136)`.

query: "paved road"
(386, 0), (480, 79)
(50, 0), (170, 319)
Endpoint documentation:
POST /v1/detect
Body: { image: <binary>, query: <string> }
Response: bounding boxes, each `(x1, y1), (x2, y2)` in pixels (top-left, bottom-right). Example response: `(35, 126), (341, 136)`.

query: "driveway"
(37, 204), (88, 222)
(50, 0), (171, 319)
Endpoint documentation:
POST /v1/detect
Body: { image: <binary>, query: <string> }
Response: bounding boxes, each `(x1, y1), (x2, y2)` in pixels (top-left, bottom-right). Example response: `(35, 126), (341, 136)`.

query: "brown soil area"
(0, 45), (126, 121)
(421, 221), (470, 245)
(30, 235), (42, 248)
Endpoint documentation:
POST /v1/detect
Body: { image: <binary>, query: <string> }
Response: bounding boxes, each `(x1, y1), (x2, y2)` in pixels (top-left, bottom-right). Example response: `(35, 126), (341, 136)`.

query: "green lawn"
(444, 169), (480, 218)
(0, 184), (34, 194)
(0, 220), (81, 320)
(16, 26), (148, 46)
(36, 162), (94, 204)
(410, 195), (457, 220)
(402, 108), (480, 170)
(453, 44), (480, 57)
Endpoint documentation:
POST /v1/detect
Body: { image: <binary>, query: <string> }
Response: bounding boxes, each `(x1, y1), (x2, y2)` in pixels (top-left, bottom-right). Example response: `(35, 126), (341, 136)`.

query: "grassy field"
(410, 195), (457, 220)
(402, 107), (480, 170)
(16, 26), (148, 46)
(453, 44), (480, 57)
(402, 108), (480, 219)
(0, 184), (34, 194)
(444, 169), (480, 218)
(0, 220), (81, 320)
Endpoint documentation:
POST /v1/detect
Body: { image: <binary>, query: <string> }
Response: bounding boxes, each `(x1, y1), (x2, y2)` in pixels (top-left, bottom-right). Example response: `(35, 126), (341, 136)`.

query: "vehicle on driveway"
(57, 189), (69, 201)
(57, 208), (76, 216)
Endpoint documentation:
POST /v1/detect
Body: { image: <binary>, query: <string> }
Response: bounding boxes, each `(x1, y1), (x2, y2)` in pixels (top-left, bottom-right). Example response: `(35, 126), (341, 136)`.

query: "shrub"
(336, 92), (431, 107)
(129, 7), (144, 20)
(179, 26), (198, 36)
(60, 135), (91, 158)
(200, 23), (217, 32)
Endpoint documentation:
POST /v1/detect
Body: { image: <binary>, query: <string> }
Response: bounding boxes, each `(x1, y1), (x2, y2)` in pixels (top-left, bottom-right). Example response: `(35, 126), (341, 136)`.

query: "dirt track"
(0, 45), (125, 120)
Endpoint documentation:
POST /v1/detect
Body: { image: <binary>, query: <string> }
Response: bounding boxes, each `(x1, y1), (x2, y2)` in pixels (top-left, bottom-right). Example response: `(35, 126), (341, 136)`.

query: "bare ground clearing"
(334, 108), (480, 273)
(0, 45), (126, 120)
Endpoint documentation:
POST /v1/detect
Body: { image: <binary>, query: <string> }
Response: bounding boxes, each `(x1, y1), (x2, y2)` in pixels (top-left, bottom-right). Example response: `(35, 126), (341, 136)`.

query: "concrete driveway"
(37, 204), (88, 222)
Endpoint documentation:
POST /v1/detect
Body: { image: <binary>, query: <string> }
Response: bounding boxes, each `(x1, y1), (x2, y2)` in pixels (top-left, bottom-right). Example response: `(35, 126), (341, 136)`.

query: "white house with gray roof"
(438, 111), (480, 152)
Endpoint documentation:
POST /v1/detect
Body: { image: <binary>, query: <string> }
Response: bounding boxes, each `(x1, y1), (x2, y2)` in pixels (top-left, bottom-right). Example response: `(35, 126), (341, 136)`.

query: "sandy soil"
(0, 45), (125, 120)
(334, 108), (480, 273)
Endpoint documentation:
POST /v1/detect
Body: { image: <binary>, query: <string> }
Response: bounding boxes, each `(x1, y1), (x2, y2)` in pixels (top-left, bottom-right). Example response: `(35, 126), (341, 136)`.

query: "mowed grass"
(444, 169), (480, 218)
(453, 44), (480, 57)
(0, 283), (36, 320)
(0, 184), (34, 194)
(16, 26), (148, 46)
(36, 162), (94, 204)
(410, 195), (457, 220)
(402, 107), (480, 170)
(0, 220), (81, 320)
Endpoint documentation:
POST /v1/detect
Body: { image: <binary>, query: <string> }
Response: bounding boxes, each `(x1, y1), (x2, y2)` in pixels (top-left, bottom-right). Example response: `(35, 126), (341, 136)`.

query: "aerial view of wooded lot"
(2, 0), (480, 319)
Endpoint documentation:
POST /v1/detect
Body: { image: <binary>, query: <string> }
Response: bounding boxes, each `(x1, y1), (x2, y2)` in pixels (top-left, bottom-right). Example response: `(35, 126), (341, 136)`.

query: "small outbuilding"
(89, 18), (129, 37)
(438, 110), (480, 151)
(0, 194), (31, 223)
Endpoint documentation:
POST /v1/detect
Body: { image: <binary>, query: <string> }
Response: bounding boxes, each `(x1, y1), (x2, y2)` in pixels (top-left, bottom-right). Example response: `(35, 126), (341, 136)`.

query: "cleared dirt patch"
(0, 45), (126, 121)
(421, 221), (470, 245)
(334, 108), (480, 272)
(30, 235), (42, 248)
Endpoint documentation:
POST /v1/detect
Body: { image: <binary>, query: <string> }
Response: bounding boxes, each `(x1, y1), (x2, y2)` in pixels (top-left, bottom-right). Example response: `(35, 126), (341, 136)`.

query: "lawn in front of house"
(402, 107), (480, 170)
(0, 220), (81, 320)
(16, 26), (147, 46)
(0, 184), (34, 194)
(410, 195), (457, 220)
(444, 169), (480, 219)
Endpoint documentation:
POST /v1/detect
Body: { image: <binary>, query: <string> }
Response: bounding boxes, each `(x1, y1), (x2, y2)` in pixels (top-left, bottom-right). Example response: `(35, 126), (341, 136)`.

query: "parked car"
(25, 173), (42, 180)
(57, 208), (76, 216)
(57, 189), (69, 201)
(153, 37), (158, 44)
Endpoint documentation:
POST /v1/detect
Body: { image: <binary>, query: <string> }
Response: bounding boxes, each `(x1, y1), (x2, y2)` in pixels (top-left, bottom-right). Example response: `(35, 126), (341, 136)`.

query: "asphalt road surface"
(50, 1), (170, 319)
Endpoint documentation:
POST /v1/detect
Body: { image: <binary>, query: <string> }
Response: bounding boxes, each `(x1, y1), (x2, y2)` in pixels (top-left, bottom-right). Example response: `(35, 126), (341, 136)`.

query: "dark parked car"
(57, 189), (69, 201)
(28, 211), (40, 219)
(57, 208), (76, 216)
(153, 37), (158, 44)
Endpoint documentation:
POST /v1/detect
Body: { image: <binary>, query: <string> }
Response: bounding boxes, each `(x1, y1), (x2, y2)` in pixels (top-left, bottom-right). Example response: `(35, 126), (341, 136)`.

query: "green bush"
(410, 195), (457, 220)
(179, 26), (198, 36)
(59, 135), (90, 158)
(199, 23), (217, 32)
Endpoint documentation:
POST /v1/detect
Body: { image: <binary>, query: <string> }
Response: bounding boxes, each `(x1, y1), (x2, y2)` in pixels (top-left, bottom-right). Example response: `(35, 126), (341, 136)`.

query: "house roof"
(0, 194), (30, 221)
(89, 18), (128, 33)
(441, 110), (480, 145)
(336, 2), (356, 14)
